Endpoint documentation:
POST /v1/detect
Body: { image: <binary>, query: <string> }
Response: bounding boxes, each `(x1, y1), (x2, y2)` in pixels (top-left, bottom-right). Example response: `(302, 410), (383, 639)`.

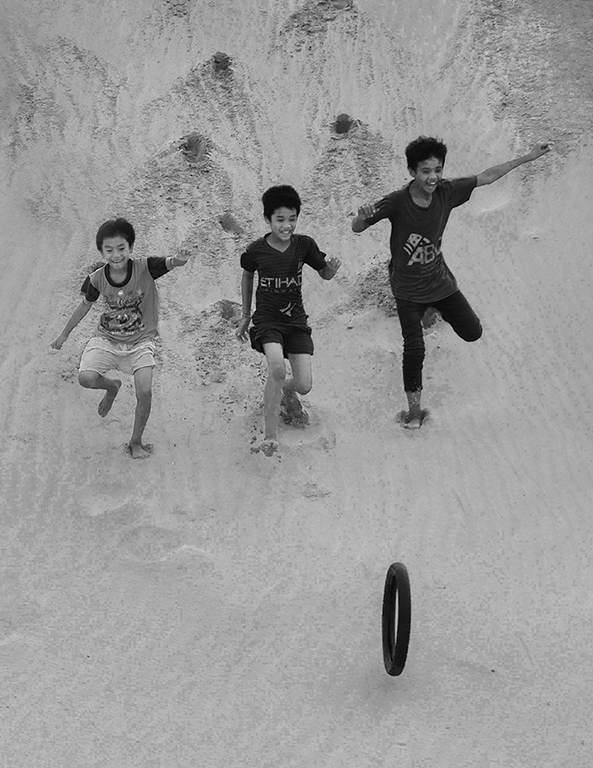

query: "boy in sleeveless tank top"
(51, 218), (191, 458)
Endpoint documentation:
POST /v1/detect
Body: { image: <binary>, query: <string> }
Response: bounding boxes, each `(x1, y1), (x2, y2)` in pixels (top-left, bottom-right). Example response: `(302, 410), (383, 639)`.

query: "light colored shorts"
(79, 336), (156, 376)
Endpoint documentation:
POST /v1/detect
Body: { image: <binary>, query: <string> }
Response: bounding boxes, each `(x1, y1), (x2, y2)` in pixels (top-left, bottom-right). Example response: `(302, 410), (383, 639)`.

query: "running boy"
(236, 185), (340, 456)
(352, 137), (552, 428)
(50, 217), (191, 458)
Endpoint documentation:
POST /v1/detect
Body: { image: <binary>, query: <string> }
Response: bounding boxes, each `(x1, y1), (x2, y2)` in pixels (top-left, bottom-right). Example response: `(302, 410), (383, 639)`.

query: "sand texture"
(1, 0), (593, 766)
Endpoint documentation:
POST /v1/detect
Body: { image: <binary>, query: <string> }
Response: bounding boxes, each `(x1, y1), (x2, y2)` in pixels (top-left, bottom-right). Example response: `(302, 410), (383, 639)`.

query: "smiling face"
(409, 156), (444, 197)
(266, 206), (298, 246)
(100, 235), (133, 268)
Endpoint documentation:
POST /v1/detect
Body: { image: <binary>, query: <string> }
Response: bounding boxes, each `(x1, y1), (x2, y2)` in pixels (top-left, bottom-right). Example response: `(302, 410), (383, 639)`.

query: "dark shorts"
(249, 323), (314, 357)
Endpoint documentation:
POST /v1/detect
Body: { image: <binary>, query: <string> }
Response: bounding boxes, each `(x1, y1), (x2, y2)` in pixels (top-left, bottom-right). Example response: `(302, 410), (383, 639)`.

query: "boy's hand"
(236, 316), (250, 342)
(529, 140), (553, 159)
(50, 333), (67, 350)
(175, 248), (192, 266)
(326, 256), (341, 274)
(357, 202), (378, 219)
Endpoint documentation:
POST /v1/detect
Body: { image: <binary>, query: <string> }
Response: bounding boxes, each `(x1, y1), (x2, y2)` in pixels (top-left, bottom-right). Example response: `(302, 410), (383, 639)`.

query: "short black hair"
(405, 136), (447, 172)
(261, 185), (301, 220)
(95, 217), (136, 251)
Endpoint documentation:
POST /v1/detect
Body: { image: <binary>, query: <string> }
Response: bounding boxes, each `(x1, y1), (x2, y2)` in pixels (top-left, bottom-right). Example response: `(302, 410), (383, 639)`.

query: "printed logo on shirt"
(404, 234), (442, 266)
(279, 302), (297, 317)
(260, 274), (302, 291)
(100, 289), (145, 336)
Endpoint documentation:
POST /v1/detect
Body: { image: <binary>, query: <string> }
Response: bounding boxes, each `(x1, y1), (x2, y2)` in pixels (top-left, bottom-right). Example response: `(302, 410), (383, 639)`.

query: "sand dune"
(1, 0), (593, 766)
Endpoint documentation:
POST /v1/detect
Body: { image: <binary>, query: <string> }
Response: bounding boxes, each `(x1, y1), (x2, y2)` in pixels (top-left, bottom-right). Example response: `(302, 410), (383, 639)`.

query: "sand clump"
(333, 112), (356, 135)
(2, 1), (593, 766)
(212, 51), (232, 75)
(281, 0), (358, 48)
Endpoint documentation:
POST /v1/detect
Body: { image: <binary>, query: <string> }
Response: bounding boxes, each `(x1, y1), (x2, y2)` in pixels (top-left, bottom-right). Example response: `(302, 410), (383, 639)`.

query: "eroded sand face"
(1, 1), (593, 766)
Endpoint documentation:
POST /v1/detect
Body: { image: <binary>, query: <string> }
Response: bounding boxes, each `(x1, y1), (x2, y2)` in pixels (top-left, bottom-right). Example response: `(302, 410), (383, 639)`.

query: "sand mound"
(2, 1), (593, 766)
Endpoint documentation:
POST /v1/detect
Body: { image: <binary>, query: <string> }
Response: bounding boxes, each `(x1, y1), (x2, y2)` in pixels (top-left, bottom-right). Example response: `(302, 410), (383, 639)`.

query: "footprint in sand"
(179, 132), (208, 165)
(80, 496), (142, 518)
(302, 481), (331, 499)
(118, 526), (217, 574)
(0, 596), (42, 646)
(119, 525), (184, 563)
(279, 403), (336, 451)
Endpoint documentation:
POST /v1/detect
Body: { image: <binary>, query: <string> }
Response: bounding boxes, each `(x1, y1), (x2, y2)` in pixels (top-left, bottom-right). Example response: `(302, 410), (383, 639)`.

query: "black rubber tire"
(382, 562), (411, 676)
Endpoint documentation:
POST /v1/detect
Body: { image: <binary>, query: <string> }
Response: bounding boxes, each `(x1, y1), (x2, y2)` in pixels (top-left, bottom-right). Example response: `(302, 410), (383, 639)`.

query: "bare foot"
(98, 380), (122, 417)
(280, 390), (309, 426)
(422, 307), (440, 329)
(128, 441), (152, 459)
(403, 413), (422, 430)
(259, 439), (279, 457)
(398, 409), (429, 430)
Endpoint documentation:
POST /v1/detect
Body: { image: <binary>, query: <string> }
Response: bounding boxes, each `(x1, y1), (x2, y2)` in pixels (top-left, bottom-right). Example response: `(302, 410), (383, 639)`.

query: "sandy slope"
(1, 0), (593, 766)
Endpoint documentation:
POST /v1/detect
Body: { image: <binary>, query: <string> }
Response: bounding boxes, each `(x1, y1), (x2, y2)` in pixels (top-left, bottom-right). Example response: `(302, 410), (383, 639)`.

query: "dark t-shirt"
(240, 234), (327, 326)
(365, 177), (477, 302)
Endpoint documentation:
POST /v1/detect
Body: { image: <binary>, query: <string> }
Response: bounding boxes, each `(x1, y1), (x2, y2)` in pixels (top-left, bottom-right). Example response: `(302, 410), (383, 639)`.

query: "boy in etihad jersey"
(236, 185), (340, 456)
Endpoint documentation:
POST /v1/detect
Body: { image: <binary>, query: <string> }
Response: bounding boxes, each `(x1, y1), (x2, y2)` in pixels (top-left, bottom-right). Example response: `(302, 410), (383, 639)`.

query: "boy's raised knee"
(78, 370), (99, 388)
(295, 381), (312, 396)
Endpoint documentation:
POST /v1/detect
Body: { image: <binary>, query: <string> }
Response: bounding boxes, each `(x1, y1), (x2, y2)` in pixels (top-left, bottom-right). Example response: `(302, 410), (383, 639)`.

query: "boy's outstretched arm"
(351, 203), (378, 233)
(319, 256), (341, 280)
(236, 270), (254, 342)
(475, 141), (552, 187)
(168, 247), (192, 268)
(50, 299), (93, 349)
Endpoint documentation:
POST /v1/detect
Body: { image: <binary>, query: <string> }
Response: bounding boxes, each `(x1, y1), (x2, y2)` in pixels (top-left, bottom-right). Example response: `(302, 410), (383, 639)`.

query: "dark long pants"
(395, 290), (482, 392)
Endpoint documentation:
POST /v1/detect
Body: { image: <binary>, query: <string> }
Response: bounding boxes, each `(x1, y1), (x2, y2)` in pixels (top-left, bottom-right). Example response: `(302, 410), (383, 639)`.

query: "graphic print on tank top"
(99, 288), (145, 336)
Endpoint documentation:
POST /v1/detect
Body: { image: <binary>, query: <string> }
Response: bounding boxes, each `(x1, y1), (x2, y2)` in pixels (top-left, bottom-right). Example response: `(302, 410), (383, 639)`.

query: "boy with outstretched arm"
(352, 137), (552, 429)
(236, 185), (340, 456)
(51, 217), (191, 458)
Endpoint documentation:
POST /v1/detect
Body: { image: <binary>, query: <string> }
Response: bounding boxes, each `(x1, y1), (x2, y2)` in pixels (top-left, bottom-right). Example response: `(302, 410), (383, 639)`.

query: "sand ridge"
(1, 0), (593, 766)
